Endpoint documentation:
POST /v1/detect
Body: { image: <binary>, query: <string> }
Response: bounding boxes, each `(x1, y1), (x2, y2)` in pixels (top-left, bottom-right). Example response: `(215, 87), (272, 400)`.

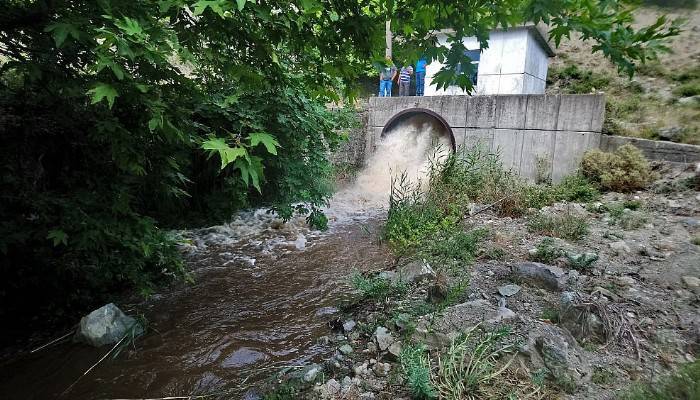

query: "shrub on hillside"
(581, 145), (654, 192)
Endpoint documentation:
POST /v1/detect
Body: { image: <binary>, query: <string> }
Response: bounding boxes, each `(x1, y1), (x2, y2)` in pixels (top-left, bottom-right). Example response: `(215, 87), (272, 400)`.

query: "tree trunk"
(385, 19), (392, 59)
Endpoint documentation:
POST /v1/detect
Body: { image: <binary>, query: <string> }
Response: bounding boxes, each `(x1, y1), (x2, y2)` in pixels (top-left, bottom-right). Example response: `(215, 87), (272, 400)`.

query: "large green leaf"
(87, 83), (119, 108)
(114, 17), (143, 37)
(201, 138), (249, 170)
(44, 23), (80, 48)
(249, 132), (280, 155)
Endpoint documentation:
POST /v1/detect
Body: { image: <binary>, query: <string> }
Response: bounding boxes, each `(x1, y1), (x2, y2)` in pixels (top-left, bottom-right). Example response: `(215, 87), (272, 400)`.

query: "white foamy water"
(179, 115), (451, 255)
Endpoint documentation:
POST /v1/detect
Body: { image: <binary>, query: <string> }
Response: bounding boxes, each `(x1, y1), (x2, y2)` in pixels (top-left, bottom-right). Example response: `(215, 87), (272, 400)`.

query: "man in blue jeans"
(378, 58), (397, 97)
(415, 57), (427, 96)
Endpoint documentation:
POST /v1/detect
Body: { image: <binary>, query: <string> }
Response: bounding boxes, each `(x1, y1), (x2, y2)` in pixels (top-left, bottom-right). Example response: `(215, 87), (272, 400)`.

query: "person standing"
(415, 57), (427, 96)
(378, 58), (397, 97)
(398, 64), (413, 96)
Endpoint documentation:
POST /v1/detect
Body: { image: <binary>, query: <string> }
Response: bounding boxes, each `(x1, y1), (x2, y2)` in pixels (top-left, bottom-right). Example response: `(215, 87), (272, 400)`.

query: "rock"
(74, 303), (143, 347)
(340, 376), (354, 395)
(668, 199), (682, 208)
(657, 126), (684, 142)
(374, 326), (394, 351)
(498, 284), (521, 297)
(431, 299), (515, 336)
(359, 392), (376, 400)
(339, 344), (353, 355)
(489, 306), (516, 323)
(343, 320), (356, 333)
(387, 341), (402, 359)
(365, 342), (377, 353)
(354, 362), (371, 377)
(592, 286), (620, 302)
(303, 364), (323, 382)
(372, 362), (391, 377)
(323, 379), (341, 396)
(681, 276), (700, 289)
(397, 260), (435, 284)
(315, 306), (339, 317)
(678, 95), (700, 106)
(615, 276), (637, 287)
(523, 324), (591, 391)
(427, 271), (449, 303)
(512, 262), (567, 291)
(378, 271), (397, 282)
(242, 388), (263, 400)
(609, 240), (631, 254)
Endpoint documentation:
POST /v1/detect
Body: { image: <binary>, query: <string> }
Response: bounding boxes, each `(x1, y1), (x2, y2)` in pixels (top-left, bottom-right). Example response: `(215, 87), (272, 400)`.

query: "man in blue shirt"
(415, 58), (427, 96)
(378, 58), (397, 97)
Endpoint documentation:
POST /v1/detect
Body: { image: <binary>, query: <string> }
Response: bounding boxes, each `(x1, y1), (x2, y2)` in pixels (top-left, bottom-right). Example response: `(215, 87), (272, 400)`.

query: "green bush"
(547, 65), (611, 94)
(553, 174), (601, 202)
(529, 237), (564, 264)
(673, 82), (700, 98)
(351, 273), (406, 300)
(384, 147), (527, 254)
(581, 145), (654, 192)
(566, 252), (599, 271)
(400, 344), (437, 399)
(421, 228), (488, 264)
(527, 213), (589, 241)
(619, 359), (700, 400)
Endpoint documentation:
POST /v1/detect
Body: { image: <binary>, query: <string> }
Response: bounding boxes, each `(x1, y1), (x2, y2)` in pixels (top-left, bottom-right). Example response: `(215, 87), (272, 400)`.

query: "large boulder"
(75, 303), (143, 347)
(512, 262), (567, 291)
(374, 326), (394, 351)
(522, 324), (591, 392)
(397, 261), (435, 284)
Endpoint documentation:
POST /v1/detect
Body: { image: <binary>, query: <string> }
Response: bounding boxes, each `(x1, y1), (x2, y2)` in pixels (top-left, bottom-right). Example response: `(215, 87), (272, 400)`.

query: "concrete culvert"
(381, 108), (456, 152)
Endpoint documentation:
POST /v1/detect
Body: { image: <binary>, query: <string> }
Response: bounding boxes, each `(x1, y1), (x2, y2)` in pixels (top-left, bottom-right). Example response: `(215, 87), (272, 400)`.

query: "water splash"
(179, 113), (451, 255)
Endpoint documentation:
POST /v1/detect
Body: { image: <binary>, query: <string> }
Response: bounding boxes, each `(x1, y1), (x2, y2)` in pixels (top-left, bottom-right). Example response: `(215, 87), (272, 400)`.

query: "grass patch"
(421, 228), (488, 265)
(673, 82), (700, 98)
(540, 308), (560, 323)
(430, 326), (515, 399)
(606, 201), (649, 230)
(592, 366), (616, 385)
(400, 344), (437, 399)
(482, 246), (507, 261)
(351, 272), (406, 301)
(692, 235), (700, 246)
(566, 252), (599, 271)
(547, 64), (611, 94)
(527, 213), (589, 241)
(529, 237), (564, 264)
(619, 359), (700, 400)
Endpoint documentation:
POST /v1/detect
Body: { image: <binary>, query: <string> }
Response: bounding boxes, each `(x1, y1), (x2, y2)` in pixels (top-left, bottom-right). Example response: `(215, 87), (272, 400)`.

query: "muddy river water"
(0, 116), (450, 399)
(0, 211), (391, 399)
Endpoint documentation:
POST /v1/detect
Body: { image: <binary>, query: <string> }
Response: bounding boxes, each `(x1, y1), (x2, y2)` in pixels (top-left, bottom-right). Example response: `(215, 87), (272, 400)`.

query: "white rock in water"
(294, 233), (307, 250)
(75, 303), (143, 347)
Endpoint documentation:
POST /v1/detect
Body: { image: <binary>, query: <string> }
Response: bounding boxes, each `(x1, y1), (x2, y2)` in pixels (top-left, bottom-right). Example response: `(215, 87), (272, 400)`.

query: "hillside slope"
(547, 5), (700, 145)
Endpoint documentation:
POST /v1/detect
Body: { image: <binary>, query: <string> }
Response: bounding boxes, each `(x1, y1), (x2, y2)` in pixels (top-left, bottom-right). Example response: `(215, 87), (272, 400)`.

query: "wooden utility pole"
(385, 19), (392, 59)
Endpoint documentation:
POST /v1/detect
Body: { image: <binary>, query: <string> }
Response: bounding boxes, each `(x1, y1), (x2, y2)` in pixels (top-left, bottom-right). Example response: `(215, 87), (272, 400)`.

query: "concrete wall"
(600, 135), (700, 164)
(366, 94), (605, 182)
(424, 27), (550, 96)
